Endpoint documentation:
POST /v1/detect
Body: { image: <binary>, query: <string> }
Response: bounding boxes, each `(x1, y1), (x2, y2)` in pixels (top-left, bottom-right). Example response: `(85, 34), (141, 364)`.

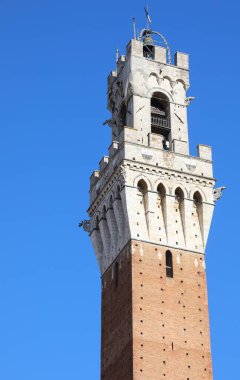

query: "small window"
(166, 250), (173, 278)
(114, 262), (119, 289)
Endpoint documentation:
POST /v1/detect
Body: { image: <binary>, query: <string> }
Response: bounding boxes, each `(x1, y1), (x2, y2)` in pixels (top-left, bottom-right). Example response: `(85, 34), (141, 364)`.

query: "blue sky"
(0, 0), (239, 379)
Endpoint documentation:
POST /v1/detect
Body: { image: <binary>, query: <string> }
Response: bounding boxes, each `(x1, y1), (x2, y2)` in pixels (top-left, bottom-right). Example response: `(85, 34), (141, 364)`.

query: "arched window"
(95, 216), (100, 230)
(166, 250), (173, 278)
(193, 191), (202, 207)
(175, 187), (184, 203)
(137, 179), (148, 216)
(119, 103), (127, 130)
(109, 195), (114, 209)
(114, 261), (119, 289)
(157, 183), (166, 198)
(137, 179), (148, 195)
(102, 205), (107, 220)
(116, 185), (121, 200)
(151, 93), (170, 149)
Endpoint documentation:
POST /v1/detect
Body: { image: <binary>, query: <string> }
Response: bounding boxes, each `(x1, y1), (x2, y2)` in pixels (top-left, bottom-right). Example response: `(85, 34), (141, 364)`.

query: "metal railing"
(151, 115), (170, 130)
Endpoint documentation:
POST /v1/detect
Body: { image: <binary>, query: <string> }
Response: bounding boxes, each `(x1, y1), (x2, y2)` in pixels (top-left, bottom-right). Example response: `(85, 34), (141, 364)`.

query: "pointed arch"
(137, 179), (148, 213)
(174, 187), (186, 244)
(133, 175), (152, 191)
(193, 190), (204, 248)
(189, 188), (206, 203)
(176, 78), (187, 90)
(118, 102), (127, 134)
(108, 193), (114, 209)
(193, 191), (203, 206)
(106, 193), (119, 254)
(157, 183), (168, 241)
(137, 179), (149, 237)
(163, 75), (172, 82)
(137, 179), (148, 194)
(115, 184), (122, 200)
(95, 215), (100, 230)
(102, 205), (107, 219)
(157, 183), (166, 198)
(113, 183), (126, 241)
(172, 184), (188, 198)
(175, 187), (184, 202)
(149, 72), (159, 81)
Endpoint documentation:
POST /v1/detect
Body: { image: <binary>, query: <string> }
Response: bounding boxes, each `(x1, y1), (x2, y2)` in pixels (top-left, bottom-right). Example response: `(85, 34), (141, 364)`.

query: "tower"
(81, 20), (224, 380)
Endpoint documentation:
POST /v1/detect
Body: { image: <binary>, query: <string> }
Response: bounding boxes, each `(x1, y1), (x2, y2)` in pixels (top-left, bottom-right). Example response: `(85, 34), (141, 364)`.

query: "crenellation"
(154, 45), (167, 63)
(99, 156), (109, 172)
(174, 51), (189, 70)
(197, 144), (212, 161)
(90, 170), (99, 188)
(108, 141), (119, 157)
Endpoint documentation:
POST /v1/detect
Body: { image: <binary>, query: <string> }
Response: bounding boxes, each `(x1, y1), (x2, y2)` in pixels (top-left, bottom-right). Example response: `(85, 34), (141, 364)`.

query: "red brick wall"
(101, 240), (213, 380)
(101, 242), (133, 380)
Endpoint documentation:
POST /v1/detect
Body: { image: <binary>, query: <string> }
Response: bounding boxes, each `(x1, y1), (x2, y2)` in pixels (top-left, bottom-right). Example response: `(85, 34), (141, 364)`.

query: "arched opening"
(143, 32), (155, 59)
(174, 187), (185, 242)
(192, 191), (204, 248)
(116, 185), (122, 200)
(151, 93), (171, 149)
(175, 187), (184, 203)
(193, 191), (203, 207)
(157, 183), (167, 240)
(114, 261), (119, 289)
(143, 45), (154, 59)
(119, 103), (127, 130)
(109, 195), (114, 209)
(102, 205), (107, 219)
(157, 183), (166, 198)
(137, 179), (148, 195)
(113, 185), (126, 239)
(95, 216), (100, 230)
(166, 250), (173, 278)
(137, 179), (149, 234)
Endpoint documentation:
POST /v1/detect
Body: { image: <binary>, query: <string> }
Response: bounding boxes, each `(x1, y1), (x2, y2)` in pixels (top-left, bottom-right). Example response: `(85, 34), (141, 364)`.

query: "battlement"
(89, 125), (214, 207)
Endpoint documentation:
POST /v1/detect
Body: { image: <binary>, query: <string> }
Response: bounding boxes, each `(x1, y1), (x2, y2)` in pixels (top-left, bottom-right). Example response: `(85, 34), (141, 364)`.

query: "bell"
(143, 33), (154, 47)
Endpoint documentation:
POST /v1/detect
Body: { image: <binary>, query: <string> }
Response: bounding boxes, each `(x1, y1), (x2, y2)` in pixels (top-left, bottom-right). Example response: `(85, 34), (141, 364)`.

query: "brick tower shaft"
(101, 242), (212, 379)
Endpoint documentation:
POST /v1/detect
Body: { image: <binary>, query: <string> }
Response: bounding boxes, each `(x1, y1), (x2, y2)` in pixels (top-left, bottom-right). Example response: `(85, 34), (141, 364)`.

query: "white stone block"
(197, 145), (212, 161)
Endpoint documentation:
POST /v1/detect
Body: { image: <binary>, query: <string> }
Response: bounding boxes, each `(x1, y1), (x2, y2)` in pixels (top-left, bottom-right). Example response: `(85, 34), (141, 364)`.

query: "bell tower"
(81, 18), (224, 380)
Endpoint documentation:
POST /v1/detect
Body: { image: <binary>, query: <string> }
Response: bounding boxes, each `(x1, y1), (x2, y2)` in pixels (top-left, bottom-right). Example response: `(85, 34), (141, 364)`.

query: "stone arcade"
(81, 21), (223, 380)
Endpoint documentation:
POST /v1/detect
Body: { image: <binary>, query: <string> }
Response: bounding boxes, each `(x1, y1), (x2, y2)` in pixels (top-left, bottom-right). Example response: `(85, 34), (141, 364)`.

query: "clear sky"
(0, 0), (239, 379)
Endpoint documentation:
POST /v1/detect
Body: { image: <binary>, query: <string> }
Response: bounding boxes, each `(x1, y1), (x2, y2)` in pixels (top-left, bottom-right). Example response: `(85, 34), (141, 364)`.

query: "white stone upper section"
(87, 37), (215, 274)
